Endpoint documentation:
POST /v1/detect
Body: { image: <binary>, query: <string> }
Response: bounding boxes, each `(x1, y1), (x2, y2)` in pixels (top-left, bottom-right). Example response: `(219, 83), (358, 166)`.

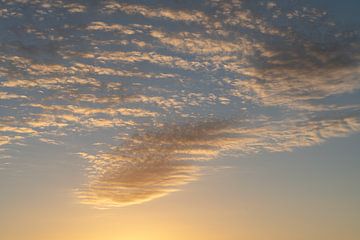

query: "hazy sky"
(0, 0), (360, 239)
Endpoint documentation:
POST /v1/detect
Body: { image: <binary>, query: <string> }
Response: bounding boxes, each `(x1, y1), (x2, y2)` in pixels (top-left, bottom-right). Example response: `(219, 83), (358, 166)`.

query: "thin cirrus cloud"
(0, 0), (359, 207)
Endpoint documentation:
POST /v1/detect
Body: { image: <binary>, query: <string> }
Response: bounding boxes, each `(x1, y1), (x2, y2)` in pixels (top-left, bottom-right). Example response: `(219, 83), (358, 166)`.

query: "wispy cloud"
(0, 0), (359, 207)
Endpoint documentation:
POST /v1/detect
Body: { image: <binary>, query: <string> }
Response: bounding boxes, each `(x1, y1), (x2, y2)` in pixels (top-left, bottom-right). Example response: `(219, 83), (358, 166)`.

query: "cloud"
(86, 22), (137, 35)
(76, 114), (360, 207)
(102, 1), (210, 25)
(0, 0), (359, 208)
(0, 91), (28, 100)
(149, 30), (254, 55)
(85, 50), (206, 71)
(64, 3), (87, 13)
(76, 119), (233, 207)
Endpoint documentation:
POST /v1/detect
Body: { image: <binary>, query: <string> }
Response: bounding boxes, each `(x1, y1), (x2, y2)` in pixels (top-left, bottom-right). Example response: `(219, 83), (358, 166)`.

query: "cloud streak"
(0, 0), (359, 207)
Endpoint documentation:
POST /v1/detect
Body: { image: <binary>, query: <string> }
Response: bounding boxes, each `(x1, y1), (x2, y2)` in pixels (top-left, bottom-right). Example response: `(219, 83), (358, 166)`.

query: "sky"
(0, 0), (360, 239)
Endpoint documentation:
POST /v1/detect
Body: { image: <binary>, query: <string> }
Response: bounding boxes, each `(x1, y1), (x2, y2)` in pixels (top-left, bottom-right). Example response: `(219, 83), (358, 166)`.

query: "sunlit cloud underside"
(1, 0), (360, 208)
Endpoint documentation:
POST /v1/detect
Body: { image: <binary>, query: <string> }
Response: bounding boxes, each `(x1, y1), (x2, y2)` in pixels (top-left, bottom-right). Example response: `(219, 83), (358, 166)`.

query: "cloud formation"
(0, 0), (359, 207)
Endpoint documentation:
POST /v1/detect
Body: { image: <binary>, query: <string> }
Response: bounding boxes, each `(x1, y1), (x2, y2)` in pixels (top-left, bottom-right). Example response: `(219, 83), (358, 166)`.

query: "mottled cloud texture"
(1, 0), (360, 207)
